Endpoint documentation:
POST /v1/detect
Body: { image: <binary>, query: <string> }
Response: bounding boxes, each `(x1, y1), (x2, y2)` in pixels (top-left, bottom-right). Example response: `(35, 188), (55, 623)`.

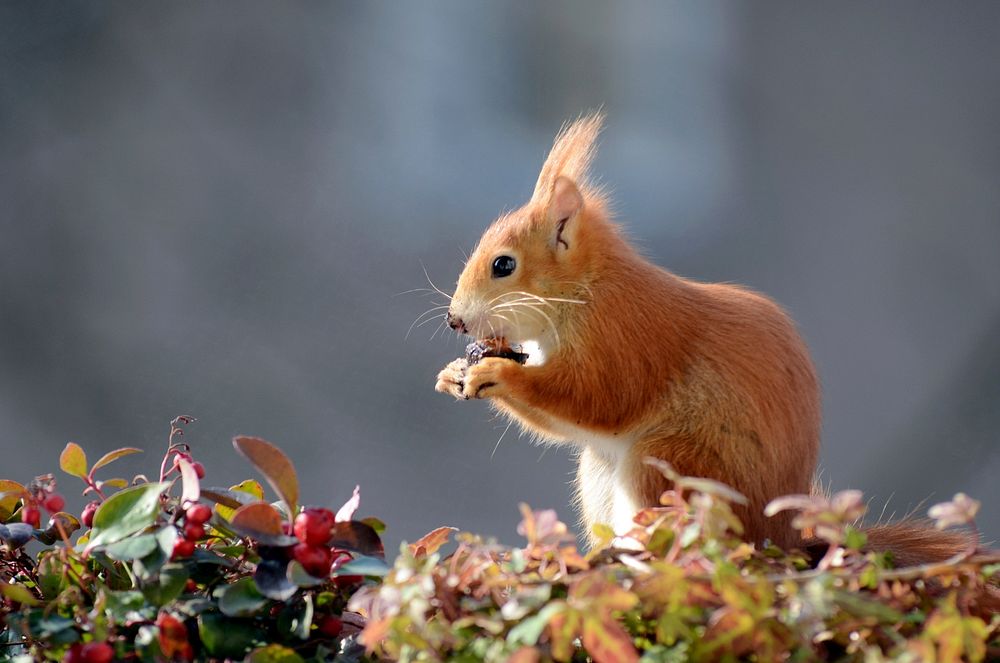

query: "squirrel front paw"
(435, 358), (470, 400)
(461, 356), (514, 400)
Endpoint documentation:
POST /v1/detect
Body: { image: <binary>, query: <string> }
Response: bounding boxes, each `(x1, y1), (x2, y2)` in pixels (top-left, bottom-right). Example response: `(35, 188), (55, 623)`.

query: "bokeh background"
(2, 3), (998, 550)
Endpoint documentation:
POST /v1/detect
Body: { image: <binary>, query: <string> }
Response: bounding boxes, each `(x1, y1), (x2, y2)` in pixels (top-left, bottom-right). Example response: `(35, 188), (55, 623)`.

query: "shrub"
(1, 419), (997, 662)
(357, 464), (999, 662)
(0, 417), (386, 661)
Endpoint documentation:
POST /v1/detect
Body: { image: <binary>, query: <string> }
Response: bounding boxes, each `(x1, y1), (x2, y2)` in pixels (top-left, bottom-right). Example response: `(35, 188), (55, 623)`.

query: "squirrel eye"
(491, 255), (516, 278)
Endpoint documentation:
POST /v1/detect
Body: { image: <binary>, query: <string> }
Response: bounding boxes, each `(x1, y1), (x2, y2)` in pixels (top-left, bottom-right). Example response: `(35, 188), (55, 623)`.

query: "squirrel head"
(447, 113), (611, 348)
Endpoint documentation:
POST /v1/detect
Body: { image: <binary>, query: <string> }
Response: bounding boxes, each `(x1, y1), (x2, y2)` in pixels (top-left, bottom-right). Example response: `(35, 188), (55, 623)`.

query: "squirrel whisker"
(405, 306), (451, 340)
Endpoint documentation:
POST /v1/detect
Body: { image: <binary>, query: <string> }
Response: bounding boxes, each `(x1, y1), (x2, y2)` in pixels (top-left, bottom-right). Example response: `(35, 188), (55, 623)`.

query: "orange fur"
(435, 114), (972, 562)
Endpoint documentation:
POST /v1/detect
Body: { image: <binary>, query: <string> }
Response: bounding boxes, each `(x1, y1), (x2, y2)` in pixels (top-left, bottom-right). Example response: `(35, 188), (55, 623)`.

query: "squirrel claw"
(461, 357), (511, 400)
(435, 358), (469, 400)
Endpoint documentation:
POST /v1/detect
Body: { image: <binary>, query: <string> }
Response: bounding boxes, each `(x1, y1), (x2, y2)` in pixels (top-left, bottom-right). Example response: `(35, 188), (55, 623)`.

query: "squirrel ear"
(548, 176), (583, 251)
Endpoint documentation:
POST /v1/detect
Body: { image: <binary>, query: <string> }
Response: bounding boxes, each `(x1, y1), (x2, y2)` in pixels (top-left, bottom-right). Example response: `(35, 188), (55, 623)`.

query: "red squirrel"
(435, 114), (971, 564)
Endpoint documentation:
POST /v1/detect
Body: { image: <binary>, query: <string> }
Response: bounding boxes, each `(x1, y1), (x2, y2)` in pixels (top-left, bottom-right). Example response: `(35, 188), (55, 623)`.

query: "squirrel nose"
(446, 312), (466, 334)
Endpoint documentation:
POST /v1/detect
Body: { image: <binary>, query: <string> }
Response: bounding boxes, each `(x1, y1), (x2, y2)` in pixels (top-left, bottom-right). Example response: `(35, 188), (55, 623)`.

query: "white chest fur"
(509, 338), (641, 535)
(552, 422), (639, 537)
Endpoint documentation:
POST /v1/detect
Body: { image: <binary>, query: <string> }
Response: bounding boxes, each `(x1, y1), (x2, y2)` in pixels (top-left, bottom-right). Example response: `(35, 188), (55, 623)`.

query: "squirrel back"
(436, 113), (974, 564)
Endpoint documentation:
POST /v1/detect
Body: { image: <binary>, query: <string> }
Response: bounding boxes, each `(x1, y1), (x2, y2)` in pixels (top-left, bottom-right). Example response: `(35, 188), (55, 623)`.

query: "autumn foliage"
(1, 419), (998, 662)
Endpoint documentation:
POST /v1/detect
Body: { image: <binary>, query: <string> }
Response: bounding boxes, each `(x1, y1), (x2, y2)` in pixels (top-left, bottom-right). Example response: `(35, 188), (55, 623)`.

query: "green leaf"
(141, 562), (189, 606)
(247, 645), (306, 663)
(198, 612), (259, 659)
(591, 522), (616, 547)
(0, 583), (39, 607)
(0, 479), (25, 520)
(91, 447), (143, 473)
(254, 558), (297, 601)
(833, 590), (905, 622)
(288, 561), (324, 588)
(217, 578), (268, 617)
(104, 532), (159, 561)
(102, 590), (149, 623)
(59, 442), (88, 479)
(336, 555), (390, 577)
(233, 436), (298, 517)
(133, 527), (177, 581)
(507, 602), (565, 647)
(30, 614), (76, 638)
(844, 526), (867, 550)
(88, 482), (168, 549)
(360, 516), (387, 535)
(35, 512), (82, 544)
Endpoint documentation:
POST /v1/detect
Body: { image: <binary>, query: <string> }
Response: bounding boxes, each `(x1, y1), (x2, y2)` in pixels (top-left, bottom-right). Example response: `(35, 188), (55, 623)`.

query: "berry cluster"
(19, 477), (66, 529)
(288, 508), (364, 590)
(292, 507), (336, 577)
(172, 503), (212, 560)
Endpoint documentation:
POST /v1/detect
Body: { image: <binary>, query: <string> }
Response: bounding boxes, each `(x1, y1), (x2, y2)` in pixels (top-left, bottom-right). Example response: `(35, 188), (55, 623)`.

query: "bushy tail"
(859, 520), (1000, 616)
(861, 519), (975, 567)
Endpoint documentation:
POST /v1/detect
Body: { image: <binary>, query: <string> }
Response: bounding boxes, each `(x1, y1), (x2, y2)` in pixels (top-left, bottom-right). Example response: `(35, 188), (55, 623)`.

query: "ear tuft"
(531, 111), (605, 204)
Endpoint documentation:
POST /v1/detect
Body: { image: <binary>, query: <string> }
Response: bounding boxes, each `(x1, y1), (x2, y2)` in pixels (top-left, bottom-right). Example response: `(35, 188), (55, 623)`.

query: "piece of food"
(465, 338), (529, 365)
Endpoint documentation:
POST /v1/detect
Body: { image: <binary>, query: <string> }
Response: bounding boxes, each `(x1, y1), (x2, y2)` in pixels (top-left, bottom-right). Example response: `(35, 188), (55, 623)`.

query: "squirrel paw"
(435, 358), (470, 400)
(461, 357), (512, 400)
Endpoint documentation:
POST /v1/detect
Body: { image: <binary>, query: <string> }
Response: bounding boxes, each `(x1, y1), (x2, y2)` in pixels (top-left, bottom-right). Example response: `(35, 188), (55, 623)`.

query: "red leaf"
(230, 503), (293, 545)
(408, 526), (457, 558)
(581, 614), (639, 663)
(177, 457), (200, 505)
(232, 436), (298, 516)
(329, 521), (384, 559)
(157, 612), (193, 660)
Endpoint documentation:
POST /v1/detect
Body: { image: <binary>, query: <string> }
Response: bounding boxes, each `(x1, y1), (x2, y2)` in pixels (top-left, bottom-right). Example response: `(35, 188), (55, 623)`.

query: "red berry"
(43, 493), (66, 513)
(22, 506), (40, 528)
(81, 501), (99, 528)
(172, 539), (195, 559)
(185, 579), (198, 592)
(292, 543), (333, 578)
(316, 614), (343, 638)
(63, 643), (84, 663)
(293, 508), (335, 546)
(191, 462), (206, 479)
(80, 642), (114, 663)
(185, 503), (212, 525)
(183, 523), (205, 541)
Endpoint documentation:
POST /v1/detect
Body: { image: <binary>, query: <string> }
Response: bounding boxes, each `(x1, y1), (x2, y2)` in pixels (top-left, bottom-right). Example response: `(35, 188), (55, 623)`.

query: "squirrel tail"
(802, 520), (999, 616)
(860, 519), (975, 567)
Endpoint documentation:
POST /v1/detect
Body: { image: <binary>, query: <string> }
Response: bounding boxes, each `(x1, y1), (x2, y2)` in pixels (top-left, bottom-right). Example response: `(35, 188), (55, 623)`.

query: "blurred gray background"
(2, 3), (998, 550)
